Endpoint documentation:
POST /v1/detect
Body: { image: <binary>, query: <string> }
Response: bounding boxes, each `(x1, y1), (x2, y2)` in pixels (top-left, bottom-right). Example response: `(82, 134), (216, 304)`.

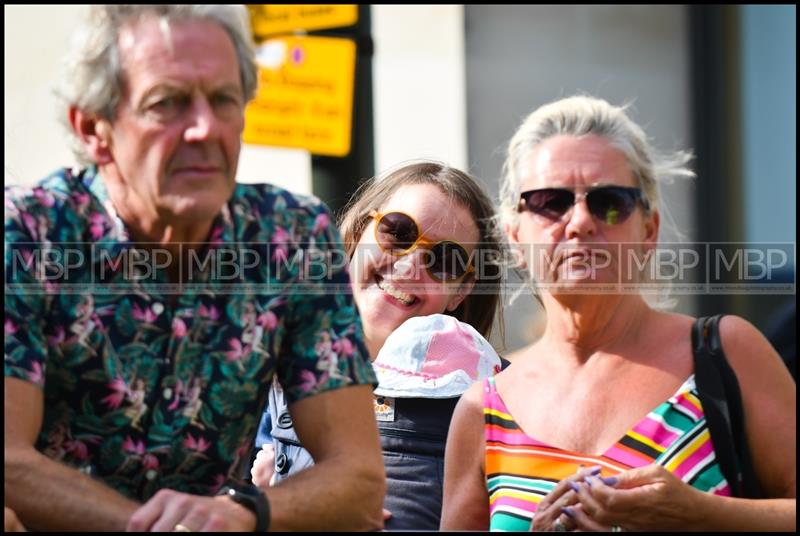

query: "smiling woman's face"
(349, 183), (479, 357)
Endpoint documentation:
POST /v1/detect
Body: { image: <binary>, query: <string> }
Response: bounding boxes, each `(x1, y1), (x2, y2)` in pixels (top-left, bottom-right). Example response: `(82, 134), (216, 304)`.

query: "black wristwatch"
(217, 480), (270, 532)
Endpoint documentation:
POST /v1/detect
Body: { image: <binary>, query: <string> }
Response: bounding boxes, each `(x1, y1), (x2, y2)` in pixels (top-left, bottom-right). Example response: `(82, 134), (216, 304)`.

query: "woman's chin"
(544, 272), (620, 296)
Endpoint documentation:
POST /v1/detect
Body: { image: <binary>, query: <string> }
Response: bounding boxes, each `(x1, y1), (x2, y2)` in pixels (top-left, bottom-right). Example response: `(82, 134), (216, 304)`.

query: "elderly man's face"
(103, 17), (244, 223)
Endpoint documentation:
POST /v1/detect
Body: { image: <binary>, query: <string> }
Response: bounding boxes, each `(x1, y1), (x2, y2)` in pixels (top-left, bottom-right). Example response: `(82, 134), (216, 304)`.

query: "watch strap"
(219, 482), (270, 532)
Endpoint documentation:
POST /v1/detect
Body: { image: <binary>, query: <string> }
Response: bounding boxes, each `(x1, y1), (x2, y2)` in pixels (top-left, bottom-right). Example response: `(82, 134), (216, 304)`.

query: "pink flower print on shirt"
(71, 192), (90, 212)
(272, 227), (289, 263)
(332, 337), (354, 356)
(28, 362), (44, 385)
(198, 304), (220, 321)
(225, 338), (247, 362)
(102, 377), (128, 410)
(257, 311), (278, 331)
(122, 436), (146, 455)
(312, 213), (330, 236)
(298, 369), (319, 394)
(142, 453), (159, 471)
(44, 280), (60, 294)
(132, 303), (157, 323)
(64, 439), (89, 460)
(184, 434), (211, 453)
(5, 319), (17, 336)
(167, 379), (184, 411)
(33, 188), (55, 208)
(208, 224), (224, 246)
(88, 213), (106, 241)
(172, 317), (187, 338)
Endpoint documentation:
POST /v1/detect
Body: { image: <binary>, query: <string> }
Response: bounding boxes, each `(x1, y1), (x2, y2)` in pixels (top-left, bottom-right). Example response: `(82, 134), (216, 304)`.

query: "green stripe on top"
(653, 397), (696, 430)
(490, 511), (533, 532)
(487, 474), (555, 495)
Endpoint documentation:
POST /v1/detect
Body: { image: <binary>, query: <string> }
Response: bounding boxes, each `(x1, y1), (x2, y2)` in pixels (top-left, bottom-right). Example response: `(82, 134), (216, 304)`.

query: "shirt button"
(277, 412), (293, 429)
(145, 469), (158, 481)
(152, 302), (164, 315)
(163, 388), (173, 399)
(275, 453), (291, 475)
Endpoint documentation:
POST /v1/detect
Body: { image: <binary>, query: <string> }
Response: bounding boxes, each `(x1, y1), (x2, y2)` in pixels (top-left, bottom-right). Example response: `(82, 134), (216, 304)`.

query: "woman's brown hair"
(338, 161), (504, 339)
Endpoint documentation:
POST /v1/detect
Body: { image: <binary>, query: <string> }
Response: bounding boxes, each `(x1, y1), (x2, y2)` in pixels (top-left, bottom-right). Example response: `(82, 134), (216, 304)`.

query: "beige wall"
(372, 5), (467, 173)
(4, 5), (84, 186)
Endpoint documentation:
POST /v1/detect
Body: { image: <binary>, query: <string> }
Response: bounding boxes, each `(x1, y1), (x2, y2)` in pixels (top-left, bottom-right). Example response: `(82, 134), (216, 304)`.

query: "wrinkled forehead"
(116, 16), (240, 95)
(118, 15), (177, 58)
(521, 135), (637, 189)
(117, 16), (236, 70)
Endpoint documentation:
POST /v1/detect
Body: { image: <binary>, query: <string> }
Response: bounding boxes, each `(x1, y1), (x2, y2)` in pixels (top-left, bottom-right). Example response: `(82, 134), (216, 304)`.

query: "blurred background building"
(5, 5), (795, 356)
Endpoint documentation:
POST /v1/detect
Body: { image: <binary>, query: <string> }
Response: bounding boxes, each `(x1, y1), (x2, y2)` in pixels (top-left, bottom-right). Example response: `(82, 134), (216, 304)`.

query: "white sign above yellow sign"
(248, 4), (358, 36)
(243, 35), (357, 157)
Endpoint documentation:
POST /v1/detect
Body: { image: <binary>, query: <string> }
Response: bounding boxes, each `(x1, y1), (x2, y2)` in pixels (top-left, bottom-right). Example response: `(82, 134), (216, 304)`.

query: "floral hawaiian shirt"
(4, 166), (377, 501)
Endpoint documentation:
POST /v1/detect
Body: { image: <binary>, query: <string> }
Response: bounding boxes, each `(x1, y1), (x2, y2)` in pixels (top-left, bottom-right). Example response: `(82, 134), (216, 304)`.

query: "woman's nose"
(392, 249), (426, 279)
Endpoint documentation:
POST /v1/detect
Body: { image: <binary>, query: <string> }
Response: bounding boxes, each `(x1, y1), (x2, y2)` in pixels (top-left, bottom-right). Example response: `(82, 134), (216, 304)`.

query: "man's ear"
(68, 106), (113, 165)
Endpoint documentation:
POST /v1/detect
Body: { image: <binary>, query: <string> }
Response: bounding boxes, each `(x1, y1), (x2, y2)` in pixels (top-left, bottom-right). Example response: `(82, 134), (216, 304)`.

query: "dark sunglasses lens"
(524, 189), (575, 220)
(376, 212), (419, 251)
(427, 241), (470, 280)
(587, 188), (638, 225)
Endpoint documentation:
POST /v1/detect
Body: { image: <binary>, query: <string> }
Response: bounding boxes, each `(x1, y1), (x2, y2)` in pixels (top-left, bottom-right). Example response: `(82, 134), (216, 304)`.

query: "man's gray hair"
(499, 95), (695, 232)
(56, 5), (258, 165)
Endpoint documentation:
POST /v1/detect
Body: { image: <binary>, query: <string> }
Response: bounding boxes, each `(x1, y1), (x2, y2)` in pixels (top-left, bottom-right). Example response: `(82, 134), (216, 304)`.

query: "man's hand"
(126, 490), (256, 532)
(5, 507), (26, 532)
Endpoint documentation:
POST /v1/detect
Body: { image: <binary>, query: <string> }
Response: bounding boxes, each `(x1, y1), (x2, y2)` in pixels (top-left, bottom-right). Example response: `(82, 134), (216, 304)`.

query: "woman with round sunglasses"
(440, 96), (795, 531)
(252, 161), (506, 530)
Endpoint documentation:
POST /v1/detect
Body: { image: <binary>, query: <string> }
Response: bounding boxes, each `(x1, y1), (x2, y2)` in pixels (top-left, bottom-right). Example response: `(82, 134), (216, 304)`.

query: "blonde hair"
(499, 95), (695, 234)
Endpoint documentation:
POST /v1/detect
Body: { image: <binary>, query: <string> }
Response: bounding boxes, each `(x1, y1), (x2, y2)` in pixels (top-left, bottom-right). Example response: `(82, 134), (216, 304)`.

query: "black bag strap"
(692, 315), (761, 498)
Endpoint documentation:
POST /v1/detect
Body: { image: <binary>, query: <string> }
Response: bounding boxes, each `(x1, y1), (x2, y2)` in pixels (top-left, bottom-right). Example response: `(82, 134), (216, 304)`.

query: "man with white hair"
(4, 6), (385, 531)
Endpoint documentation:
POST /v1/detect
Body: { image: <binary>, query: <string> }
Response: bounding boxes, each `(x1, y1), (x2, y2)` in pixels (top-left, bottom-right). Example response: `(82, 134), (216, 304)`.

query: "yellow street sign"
(248, 5), (358, 37)
(243, 36), (356, 157)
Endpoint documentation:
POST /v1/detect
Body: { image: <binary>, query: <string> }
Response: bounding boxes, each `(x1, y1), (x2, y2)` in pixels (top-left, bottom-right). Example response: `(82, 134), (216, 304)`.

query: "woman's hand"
(568, 464), (704, 532)
(529, 466), (602, 531)
(250, 443), (276, 488)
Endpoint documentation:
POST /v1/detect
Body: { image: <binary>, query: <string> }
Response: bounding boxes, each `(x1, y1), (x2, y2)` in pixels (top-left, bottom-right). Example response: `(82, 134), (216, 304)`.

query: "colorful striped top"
(484, 375), (731, 531)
